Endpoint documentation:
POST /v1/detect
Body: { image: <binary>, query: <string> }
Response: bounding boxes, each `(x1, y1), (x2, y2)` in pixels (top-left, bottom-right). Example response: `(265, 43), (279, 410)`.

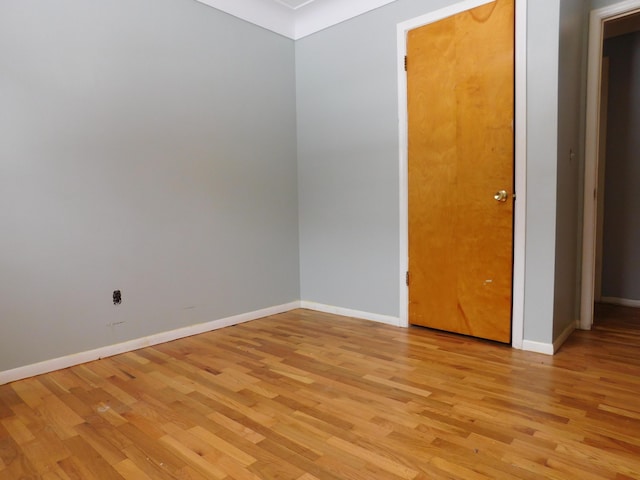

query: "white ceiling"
(273, 0), (316, 10)
(194, 0), (397, 39)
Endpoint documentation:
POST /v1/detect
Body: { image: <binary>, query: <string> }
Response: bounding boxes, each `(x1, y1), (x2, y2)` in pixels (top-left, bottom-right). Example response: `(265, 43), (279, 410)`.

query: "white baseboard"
(8, 299), (544, 384)
(552, 320), (577, 353)
(521, 320), (577, 356)
(600, 296), (640, 308)
(521, 339), (554, 355)
(300, 301), (402, 327)
(0, 301), (301, 386)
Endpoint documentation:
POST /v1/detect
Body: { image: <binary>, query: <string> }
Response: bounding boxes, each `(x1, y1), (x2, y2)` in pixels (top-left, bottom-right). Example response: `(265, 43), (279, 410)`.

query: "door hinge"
(406, 271), (410, 286)
(404, 55), (408, 72)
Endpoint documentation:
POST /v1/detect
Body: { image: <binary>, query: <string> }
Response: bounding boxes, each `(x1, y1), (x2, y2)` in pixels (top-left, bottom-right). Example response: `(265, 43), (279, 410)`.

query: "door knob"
(494, 190), (508, 202)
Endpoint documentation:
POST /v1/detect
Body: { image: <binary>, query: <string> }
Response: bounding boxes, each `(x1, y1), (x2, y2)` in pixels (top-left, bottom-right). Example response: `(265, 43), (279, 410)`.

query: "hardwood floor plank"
(159, 432), (227, 479)
(119, 443), (183, 480)
(61, 436), (123, 480)
(207, 411), (266, 444)
(1, 416), (35, 446)
(112, 458), (154, 480)
(11, 378), (51, 409)
(189, 425), (257, 466)
(116, 422), (188, 475)
(0, 449), (38, 480)
(74, 421), (129, 466)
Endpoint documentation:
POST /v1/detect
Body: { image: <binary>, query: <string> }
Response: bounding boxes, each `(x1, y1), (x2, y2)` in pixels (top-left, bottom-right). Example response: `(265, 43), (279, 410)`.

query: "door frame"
(397, 0), (527, 348)
(580, 0), (640, 331)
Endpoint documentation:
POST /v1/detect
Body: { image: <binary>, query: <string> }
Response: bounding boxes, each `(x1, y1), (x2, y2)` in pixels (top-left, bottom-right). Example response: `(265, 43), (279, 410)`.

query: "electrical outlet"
(113, 290), (122, 305)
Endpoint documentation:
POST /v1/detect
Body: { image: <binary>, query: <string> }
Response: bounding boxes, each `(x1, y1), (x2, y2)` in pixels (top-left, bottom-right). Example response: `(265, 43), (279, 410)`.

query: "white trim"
(0, 300), (406, 385)
(521, 340), (554, 355)
(600, 296), (640, 308)
(0, 301), (300, 385)
(580, 0), (640, 331)
(553, 320), (577, 353)
(195, 0), (296, 38)
(294, 0), (398, 39)
(194, 0), (398, 39)
(511, 0), (527, 350)
(396, 0), (527, 351)
(272, 0), (317, 11)
(300, 301), (402, 326)
(521, 320), (577, 356)
(397, 12), (410, 329)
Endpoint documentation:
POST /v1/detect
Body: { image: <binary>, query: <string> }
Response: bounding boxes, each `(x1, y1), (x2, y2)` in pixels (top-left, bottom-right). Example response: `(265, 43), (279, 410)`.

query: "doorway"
(406, 0), (514, 343)
(396, 0), (527, 348)
(580, 0), (640, 331)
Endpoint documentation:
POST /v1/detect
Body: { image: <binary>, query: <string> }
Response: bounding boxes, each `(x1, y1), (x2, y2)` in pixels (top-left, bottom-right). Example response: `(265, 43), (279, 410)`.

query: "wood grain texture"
(407, 0), (514, 342)
(2, 306), (640, 479)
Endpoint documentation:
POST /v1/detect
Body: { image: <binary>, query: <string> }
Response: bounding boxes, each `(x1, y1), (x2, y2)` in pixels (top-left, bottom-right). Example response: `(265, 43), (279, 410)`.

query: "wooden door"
(407, 0), (514, 343)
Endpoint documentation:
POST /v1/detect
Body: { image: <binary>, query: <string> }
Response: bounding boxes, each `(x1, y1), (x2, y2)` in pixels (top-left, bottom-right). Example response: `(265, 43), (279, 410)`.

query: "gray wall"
(601, 32), (640, 300)
(523, 0), (561, 343)
(295, 0), (450, 316)
(590, 0), (628, 9)
(553, 0), (587, 339)
(0, 0), (299, 371)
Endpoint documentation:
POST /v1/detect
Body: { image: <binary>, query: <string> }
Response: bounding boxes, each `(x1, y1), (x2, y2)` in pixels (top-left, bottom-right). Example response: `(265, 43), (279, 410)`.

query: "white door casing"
(580, 0), (640, 331)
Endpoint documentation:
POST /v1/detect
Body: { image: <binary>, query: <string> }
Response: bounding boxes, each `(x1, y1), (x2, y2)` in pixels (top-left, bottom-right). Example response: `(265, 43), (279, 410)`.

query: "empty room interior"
(1, 0), (640, 478)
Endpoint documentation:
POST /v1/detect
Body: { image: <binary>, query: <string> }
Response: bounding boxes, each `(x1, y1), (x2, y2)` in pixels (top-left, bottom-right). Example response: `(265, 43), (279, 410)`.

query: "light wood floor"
(1, 307), (640, 479)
